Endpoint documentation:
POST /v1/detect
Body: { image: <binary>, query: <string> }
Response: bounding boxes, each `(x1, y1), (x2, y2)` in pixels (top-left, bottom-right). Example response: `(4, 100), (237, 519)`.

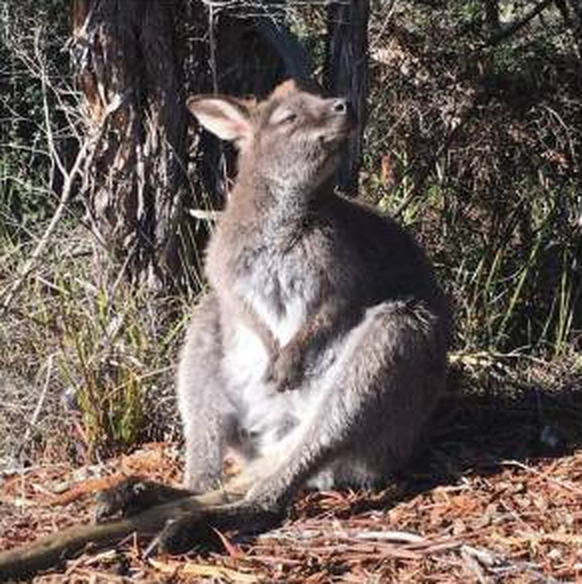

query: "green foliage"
(363, 0), (582, 356)
(0, 0), (72, 240)
(0, 139), (51, 241)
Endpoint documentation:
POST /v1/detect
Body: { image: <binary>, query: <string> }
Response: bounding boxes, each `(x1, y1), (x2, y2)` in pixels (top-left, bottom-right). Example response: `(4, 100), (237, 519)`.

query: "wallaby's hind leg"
(252, 300), (448, 503)
(158, 300), (448, 552)
(177, 294), (232, 493)
(95, 294), (231, 521)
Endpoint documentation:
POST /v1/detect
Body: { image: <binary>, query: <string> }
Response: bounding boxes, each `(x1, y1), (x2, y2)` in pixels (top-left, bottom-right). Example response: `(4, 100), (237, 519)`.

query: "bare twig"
(501, 459), (582, 495)
(0, 139), (89, 316)
(12, 354), (56, 461)
(482, 0), (554, 48)
(0, 33), (129, 315)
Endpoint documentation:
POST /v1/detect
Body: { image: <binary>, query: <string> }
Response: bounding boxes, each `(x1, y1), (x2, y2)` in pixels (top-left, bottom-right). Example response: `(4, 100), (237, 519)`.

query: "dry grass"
(0, 226), (186, 470)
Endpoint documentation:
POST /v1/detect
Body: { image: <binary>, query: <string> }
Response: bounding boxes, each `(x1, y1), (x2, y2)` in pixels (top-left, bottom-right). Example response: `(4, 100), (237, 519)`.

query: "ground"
(1, 359), (581, 583)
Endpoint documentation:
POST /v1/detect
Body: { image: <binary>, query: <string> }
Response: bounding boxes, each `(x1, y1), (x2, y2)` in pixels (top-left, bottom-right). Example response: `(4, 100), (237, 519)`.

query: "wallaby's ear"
(270, 79), (300, 100)
(186, 96), (253, 143)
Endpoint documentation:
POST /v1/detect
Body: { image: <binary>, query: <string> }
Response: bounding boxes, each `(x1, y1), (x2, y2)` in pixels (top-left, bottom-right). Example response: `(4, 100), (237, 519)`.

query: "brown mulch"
(2, 365), (582, 582)
(1, 441), (581, 583)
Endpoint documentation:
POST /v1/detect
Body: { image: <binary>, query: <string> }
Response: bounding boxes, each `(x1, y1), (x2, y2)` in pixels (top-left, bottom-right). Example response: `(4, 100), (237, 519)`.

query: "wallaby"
(0, 82), (453, 578)
(162, 80), (452, 550)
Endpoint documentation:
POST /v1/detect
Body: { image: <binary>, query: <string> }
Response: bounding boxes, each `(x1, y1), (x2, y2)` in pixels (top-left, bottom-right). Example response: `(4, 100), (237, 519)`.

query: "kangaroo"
(160, 80), (453, 550)
(0, 82), (453, 579)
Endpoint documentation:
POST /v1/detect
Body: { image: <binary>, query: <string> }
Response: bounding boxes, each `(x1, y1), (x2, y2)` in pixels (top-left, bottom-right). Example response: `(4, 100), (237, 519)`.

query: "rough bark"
(72, 0), (195, 290)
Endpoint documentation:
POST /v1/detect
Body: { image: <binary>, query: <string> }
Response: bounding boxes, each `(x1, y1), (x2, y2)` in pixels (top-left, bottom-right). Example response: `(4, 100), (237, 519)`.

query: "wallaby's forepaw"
(265, 344), (304, 392)
(94, 476), (190, 523)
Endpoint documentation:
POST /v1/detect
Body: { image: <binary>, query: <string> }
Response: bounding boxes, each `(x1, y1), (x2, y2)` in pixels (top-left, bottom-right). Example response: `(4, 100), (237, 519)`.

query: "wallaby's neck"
(225, 165), (319, 232)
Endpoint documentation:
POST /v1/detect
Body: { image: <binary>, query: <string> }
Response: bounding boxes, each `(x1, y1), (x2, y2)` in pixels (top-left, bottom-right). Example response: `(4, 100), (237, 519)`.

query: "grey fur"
(178, 81), (452, 513)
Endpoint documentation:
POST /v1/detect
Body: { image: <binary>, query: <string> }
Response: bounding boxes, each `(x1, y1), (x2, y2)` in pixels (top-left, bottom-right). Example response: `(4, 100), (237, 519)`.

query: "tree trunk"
(73, 0), (199, 290)
(325, 0), (370, 197)
(72, 1), (367, 289)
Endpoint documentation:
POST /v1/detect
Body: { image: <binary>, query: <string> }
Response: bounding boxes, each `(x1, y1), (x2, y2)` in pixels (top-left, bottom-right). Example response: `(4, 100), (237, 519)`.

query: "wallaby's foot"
(157, 514), (220, 554)
(94, 476), (190, 523)
(157, 504), (284, 554)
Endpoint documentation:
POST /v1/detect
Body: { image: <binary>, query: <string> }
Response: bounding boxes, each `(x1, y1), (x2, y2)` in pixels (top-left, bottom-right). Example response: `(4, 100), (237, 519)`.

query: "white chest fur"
(250, 286), (306, 347)
(237, 261), (309, 347)
(222, 267), (314, 454)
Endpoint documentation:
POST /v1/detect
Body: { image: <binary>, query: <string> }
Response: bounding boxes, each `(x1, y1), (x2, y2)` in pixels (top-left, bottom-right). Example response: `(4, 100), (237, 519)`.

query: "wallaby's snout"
(322, 97), (355, 140)
(330, 97), (355, 123)
(331, 98), (349, 114)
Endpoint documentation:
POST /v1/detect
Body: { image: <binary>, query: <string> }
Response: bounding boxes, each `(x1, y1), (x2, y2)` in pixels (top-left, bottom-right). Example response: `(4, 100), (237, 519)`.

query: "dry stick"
(0, 31), (92, 315)
(0, 26), (131, 314)
(34, 29), (67, 182)
(13, 354), (55, 460)
(0, 30), (92, 313)
(0, 85), (127, 316)
(501, 459), (582, 495)
(0, 138), (88, 316)
(0, 487), (237, 582)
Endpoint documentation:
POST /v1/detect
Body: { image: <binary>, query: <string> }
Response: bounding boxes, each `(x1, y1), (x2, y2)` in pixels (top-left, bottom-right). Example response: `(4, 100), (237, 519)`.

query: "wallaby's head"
(187, 80), (354, 194)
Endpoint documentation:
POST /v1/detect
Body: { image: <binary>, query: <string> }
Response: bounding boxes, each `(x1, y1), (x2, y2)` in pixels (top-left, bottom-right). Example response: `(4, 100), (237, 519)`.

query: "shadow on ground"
(389, 364), (582, 507)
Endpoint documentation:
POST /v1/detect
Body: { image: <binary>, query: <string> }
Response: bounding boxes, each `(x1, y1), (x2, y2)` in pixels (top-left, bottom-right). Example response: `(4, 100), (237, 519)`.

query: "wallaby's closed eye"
(160, 79), (453, 551)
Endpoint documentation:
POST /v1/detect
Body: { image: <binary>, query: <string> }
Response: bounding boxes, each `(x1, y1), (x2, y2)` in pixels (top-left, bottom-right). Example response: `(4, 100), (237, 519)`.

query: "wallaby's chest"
(224, 235), (315, 346)
(213, 235), (319, 445)
(243, 259), (307, 345)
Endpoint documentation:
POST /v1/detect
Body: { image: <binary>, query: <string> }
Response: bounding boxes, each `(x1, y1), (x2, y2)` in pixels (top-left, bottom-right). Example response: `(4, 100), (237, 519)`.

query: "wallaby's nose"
(332, 98), (350, 115)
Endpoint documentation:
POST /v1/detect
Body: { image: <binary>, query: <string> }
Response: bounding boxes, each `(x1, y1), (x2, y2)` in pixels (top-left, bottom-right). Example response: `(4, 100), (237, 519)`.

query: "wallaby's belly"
(222, 321), (321, 457)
